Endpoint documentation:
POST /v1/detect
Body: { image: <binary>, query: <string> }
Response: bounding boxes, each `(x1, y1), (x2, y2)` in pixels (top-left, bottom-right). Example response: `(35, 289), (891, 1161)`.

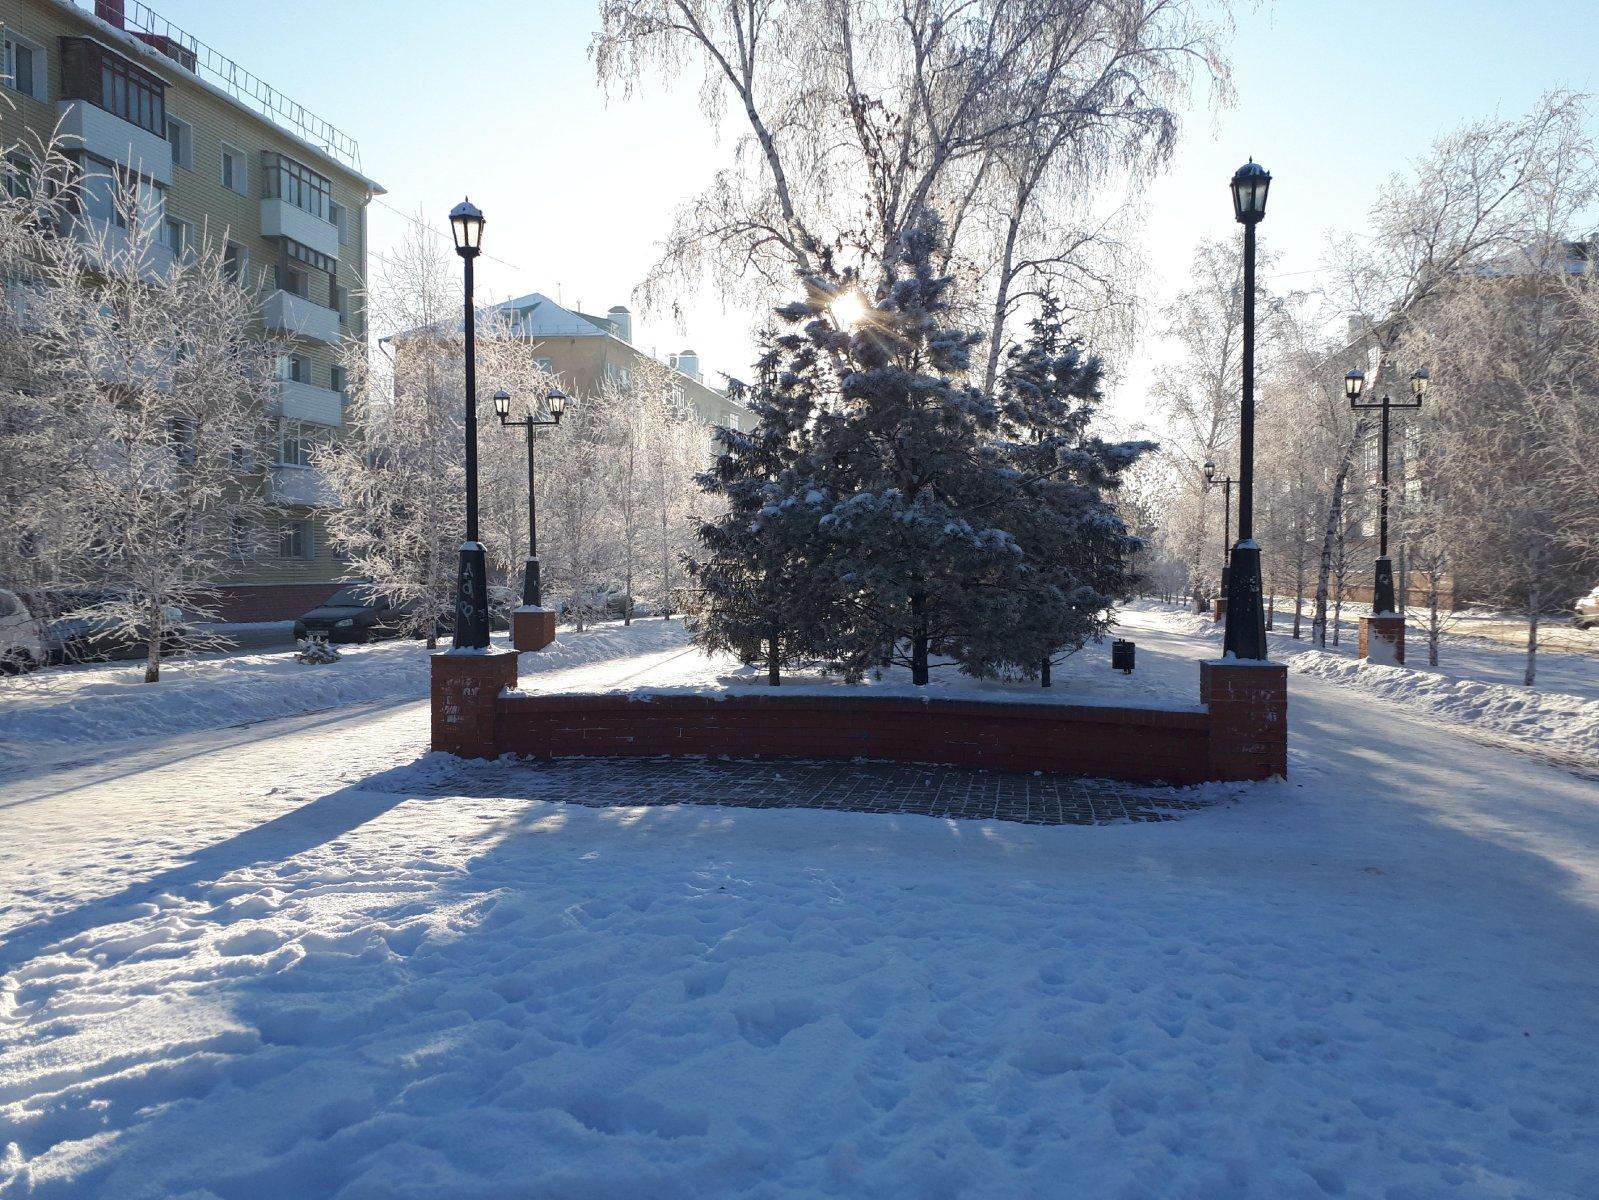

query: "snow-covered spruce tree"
(982, 296), (1154, 680)
(695, 214), (1149, 686)
(690, 341), (834, 685)
(29, 187), (278, 682)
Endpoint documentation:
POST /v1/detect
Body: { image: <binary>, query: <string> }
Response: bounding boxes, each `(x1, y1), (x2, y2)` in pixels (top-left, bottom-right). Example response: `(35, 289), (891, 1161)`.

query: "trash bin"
(1112, 639), (1135, 674)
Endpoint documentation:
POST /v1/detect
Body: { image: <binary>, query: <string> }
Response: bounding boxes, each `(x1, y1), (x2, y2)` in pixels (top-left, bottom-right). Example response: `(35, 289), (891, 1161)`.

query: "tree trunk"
(1313, 428), (1361, 648)
(143, 596), (162, 683)
(1524, 572), (1541, 688)
(1427, 578), (1441, 667)
(910, 593), (930, 686)
(767, 627), (780, 687)
(1040, 657), (1051, 688)
(1292, 553), (1305, 639)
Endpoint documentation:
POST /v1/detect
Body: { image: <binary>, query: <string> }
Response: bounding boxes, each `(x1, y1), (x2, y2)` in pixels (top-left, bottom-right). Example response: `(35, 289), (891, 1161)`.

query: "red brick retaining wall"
(497, 693), (1216, 784)
(434, 654), (1289, 784)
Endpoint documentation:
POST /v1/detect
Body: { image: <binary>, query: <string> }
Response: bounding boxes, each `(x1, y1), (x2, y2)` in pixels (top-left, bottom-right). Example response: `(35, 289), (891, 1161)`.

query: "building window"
(334, 285), (350, 326)
(220, 144), (247, 195)
(276, 263), (310, 299)
(166, 116), (192, 169)
(229, 441), (255, 472)
(329, 200), (349, 245)
(278, 420), (312, 467)
(275, 353), (309, 384)
(222, 242), (247, 283)
(103, 56), (162, 132)
(278, 518), (313, 560)
(330, 365), (348, 398)
(163, 216), (189, 258)
(261, 153), (331, 221)
(228, 515), (257, 560)
(3, 31), (45, 101)
(4, 153), (33, 200)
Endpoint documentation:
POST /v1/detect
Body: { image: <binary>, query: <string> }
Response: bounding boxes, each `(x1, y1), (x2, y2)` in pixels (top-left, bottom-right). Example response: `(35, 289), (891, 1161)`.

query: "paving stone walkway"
(424, 756), (1229, 826)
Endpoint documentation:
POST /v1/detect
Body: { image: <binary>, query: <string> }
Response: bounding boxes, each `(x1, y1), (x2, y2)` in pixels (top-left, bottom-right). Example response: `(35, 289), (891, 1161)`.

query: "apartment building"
(0, 0), (383, 619)
(489, 293), (752, 429)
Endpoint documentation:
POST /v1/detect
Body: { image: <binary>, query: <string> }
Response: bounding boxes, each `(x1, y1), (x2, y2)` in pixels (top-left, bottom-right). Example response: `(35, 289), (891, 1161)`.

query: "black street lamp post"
(448, 198), (490, 651)
(495, 386), (567, 607)
(1222, 160), (1271, 660)
(1344, 365), (1427, 614)
(1203, 459), (1236, 600)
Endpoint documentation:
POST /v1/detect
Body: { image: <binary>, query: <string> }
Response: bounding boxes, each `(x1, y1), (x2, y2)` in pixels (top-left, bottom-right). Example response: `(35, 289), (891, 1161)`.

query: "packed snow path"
(2, 611), (1597, 1198)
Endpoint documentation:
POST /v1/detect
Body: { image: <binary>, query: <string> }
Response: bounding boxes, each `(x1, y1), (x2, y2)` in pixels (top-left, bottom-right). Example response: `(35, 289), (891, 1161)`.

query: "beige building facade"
(491, 293), (751, 429)
(1, 0), (382, 619)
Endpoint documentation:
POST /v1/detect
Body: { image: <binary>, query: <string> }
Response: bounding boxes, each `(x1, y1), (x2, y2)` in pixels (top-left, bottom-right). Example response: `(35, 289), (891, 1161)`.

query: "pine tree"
(694, 211), (1151, 687)
(690, 339), (833, 684)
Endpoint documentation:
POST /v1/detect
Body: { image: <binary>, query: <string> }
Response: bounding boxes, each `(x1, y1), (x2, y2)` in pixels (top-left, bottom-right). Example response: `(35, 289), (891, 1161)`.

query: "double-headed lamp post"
(494, 385), (567, 607)
(1203, 459), (1236, 604)
(1344, 365), (1428, 614)
(1223, 160), (1271, 660)
(448, 198), (490, 650)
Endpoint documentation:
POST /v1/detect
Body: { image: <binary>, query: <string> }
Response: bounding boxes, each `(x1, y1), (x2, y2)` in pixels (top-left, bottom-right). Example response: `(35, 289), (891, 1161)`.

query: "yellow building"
(489, 293), (752, 429)
(1, 0), (383, 619)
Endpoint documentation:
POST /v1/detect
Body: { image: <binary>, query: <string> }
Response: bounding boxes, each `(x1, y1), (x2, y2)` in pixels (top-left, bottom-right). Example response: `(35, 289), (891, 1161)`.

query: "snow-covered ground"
(3, 609), (1598, 1197)
(0, 621), (688, 777)
(1156, 602), (1599, 766)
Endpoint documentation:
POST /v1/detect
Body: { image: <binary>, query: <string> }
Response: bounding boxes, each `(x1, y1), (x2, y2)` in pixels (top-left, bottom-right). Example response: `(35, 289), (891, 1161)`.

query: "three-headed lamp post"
(1222, 160), (1271, 660)
(494, 385), (567, 608)
(448, 198), (490, 650)
(1344, 365), (1428, 615)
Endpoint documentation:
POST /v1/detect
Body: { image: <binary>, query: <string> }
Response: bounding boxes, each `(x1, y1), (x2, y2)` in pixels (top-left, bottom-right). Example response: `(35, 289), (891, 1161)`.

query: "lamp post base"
(1359, 614), (1406, 666)
(1372, 555), (1397, 617)
(431, 646), (517, 758)
(1222, 542), (1268, 660)
(521, 555), (543, 608)
(512, 607), (557, 652)
(452, 542), (492, 651)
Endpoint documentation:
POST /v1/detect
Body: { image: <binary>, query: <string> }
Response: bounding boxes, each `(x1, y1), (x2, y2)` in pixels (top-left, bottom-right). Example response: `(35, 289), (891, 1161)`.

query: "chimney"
(607, 305), (632, 344)
(96, 0), (126, 28)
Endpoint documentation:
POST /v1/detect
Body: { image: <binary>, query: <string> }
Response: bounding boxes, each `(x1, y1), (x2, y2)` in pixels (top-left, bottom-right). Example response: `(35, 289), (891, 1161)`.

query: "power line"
(369, 196), (527, 273)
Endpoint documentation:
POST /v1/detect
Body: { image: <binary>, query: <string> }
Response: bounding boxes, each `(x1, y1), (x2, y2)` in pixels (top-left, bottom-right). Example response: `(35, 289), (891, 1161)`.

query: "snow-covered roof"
(490, 293), (617, 339)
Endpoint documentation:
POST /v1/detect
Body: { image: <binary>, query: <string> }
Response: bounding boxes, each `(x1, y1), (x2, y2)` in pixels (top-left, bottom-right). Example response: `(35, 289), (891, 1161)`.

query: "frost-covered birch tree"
(27, 184), (278, 681)
(321, 229), (462, 647)
(593, 0), (1227, 375)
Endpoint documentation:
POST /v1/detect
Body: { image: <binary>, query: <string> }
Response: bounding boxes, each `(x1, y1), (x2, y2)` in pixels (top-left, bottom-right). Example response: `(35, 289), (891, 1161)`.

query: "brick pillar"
(1358, 614), (1406, 665)
(1213, 597), (1228, 622)
(511, 606), (557, 652)
(431, 648), (518, 758)
(1201, 660), (1288, 781)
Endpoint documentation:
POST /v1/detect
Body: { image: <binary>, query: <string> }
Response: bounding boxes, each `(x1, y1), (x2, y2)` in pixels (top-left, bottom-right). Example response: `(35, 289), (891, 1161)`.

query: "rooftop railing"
(78, 0), (363, 173)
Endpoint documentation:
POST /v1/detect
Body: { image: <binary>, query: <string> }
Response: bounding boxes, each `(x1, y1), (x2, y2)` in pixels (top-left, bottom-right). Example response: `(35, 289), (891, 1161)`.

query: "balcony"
(273, 379), (344, 428)
(267, 464), (334, 508)
(260, 198), (340, 260)
(264, 290), (340, 344)
(61, 215), (175, 282)
(57, 100), (172, 187)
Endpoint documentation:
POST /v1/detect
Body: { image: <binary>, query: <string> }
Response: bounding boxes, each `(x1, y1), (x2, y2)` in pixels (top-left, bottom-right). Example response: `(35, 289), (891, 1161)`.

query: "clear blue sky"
(147, 0), (1597, 410)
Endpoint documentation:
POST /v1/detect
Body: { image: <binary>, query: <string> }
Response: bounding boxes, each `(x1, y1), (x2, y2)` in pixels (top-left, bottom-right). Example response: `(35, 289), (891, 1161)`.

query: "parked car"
(295, 585), (514, 644)
(294, 586), (417, 644)
(0, 588), (44, 674)
(559, 584), (651, 621)
(1575, 585), (1599, 631)
(40, 589), (189, 665)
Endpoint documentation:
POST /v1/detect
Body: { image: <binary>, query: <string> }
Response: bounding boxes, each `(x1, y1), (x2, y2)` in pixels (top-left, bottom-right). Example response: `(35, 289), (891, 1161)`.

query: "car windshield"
(326, 587), (381, 608)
